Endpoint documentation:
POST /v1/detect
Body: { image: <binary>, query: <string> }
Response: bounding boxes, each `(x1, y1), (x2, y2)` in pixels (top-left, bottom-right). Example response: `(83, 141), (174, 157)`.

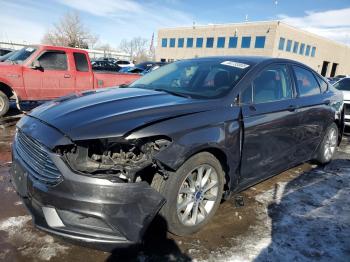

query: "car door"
(23, 50), (74, 99)
(73, 52), (94, 93)
(239, 64), (300, 186)
(291, 65), (332, 159)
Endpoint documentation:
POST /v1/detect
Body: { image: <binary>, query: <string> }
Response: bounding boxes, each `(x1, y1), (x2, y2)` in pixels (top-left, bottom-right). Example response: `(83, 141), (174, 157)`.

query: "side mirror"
(31, 60), (42, 70)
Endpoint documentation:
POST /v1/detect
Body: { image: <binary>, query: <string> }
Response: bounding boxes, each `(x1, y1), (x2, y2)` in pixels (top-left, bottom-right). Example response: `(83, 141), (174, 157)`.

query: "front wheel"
(315, 123), (338, 164)
(0, 91), (10, 117)
(152, 152), (224, 236)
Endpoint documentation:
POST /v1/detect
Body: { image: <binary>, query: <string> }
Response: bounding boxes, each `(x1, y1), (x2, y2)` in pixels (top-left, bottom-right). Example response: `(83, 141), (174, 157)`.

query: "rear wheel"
(315, 123), (338, 164)
(0, 91), (10, 117)
(152, 152), (224, 236)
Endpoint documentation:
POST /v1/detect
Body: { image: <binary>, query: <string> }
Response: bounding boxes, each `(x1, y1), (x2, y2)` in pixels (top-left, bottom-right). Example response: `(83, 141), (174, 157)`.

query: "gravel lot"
(0, 107), (349, 262)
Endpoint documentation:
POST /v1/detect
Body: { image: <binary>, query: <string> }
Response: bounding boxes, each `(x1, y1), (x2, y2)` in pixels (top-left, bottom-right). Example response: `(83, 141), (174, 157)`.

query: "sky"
(0, 0), (349, 48)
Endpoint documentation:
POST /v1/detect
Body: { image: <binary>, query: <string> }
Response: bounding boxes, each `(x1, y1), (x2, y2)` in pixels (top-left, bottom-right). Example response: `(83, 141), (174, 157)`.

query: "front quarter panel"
(127, 105), (241, 188)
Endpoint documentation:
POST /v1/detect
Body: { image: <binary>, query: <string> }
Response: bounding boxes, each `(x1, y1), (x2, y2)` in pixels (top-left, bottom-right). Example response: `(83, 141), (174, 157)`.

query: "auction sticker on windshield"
(221, 61), (250, 69)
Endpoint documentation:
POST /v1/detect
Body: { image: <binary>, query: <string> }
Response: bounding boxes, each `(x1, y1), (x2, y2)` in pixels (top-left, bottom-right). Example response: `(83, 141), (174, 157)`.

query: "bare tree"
(119, 37), (150, 62)
(42, 12), (98, 49)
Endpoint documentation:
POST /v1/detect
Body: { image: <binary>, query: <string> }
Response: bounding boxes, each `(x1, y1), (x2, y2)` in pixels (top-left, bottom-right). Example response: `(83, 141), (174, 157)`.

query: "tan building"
(156, 21), (350, 77)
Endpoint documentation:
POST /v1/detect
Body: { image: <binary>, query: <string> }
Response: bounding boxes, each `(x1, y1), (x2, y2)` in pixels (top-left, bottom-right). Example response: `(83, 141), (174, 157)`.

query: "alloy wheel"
(0, 97), (4, 112)
(324, 127), (337, 161)
(177, 164), (219, 226)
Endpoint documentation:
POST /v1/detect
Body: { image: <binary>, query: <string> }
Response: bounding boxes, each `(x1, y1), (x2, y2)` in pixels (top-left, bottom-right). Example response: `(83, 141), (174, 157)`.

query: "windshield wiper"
(153, 88), (192, 99)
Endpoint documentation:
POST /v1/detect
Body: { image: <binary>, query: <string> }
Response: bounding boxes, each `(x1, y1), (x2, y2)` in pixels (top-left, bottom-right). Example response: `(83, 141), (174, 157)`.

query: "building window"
(293, 42), (299, 53)
(206, 37), (214, 48)
(161, 38), (167, 48)
(187, 38), (193, 48)
(305, 45), (311, 56)
(278, 37), (285, 50)
(217, 37), (225, 48)
(196, 38), (203, 48)
(286, 40), (292, 52)
(299, 43), (305, 55)
(311, 46), (316, 57)
(255, 36), (266, 48)
(170, 38), (175, 48)
(178, 38), (184, 48)
(228, 37), (238, 48)
(241, 36), (251, 48)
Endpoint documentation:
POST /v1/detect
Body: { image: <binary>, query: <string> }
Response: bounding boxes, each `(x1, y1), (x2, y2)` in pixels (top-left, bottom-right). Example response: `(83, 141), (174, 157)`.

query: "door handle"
(287, 105), (298, 112)
(64, 74), (71, 78)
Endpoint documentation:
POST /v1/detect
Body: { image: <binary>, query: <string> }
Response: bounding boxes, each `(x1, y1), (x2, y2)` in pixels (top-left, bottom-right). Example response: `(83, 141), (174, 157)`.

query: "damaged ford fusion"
(10, 57), (343, 248)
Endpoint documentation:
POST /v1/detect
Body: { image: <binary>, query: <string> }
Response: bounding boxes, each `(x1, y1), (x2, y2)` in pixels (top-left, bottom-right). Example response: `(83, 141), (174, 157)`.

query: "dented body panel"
(10, 57), (344, 248)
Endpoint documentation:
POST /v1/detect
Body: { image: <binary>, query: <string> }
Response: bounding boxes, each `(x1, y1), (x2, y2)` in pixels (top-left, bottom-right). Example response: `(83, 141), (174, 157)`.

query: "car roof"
(185, 56), (305, 66)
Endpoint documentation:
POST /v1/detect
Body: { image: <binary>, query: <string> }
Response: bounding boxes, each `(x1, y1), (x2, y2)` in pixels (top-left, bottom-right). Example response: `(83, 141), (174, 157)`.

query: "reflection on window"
(299, 43), (305, 55)
(278, 37), (285, 50)
(241, 36), (251, 48)
(255, 36), (266, 48)
(311, 47), (316, 57)
(286, 40), (292, 52)
(206, 37), (214, 48)
(161, 38), (167, 47)
(178, 38), (184, 48)
(293, 42), (299, 53)
(187, 38), (193, 48)
(305, 45), (311, 56)
(196, 38), (203, 48)
(229, 37), (238, 48)
(293, 66), (321, 96)
(170, 38), (175, 48)
(217, 37), (225, 48)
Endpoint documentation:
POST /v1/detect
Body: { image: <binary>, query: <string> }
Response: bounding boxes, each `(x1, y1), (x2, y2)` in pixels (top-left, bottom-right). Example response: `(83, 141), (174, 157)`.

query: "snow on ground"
(202, 158), (350, 262)
(0, 215), (69, 261)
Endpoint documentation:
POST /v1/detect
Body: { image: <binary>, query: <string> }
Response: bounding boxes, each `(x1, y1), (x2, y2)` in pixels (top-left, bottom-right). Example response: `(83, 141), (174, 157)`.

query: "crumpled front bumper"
(10, 134), (166, 249)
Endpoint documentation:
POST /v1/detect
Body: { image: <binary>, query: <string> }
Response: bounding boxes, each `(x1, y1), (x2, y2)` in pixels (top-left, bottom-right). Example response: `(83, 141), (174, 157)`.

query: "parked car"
(116, 60), (134, 68)
(333, 77), (350, 126)
(0, 50), (17, 62)
(0, 45), (141, 116)
(91, 60), (121, 72)
(0, 48), (13, 56)
(127, 61), (168, 74)
(10, 57), (344, 249)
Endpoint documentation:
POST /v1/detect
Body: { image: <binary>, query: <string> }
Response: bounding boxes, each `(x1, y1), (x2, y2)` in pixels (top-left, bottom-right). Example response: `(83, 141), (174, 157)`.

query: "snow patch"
(0, 215), (69, 261)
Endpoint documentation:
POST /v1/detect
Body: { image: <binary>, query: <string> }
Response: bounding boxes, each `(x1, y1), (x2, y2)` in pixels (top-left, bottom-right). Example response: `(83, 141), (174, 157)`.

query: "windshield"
(6, 47), (37, 63)
(334, 78), (350, 91)
(129, 59), (252, 99)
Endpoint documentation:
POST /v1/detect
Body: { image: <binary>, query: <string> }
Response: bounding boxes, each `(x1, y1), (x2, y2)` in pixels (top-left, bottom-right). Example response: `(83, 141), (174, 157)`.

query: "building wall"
(273, 23), (350, 76)
(156, 21), (350, 76)
(156, 22), (278, 60)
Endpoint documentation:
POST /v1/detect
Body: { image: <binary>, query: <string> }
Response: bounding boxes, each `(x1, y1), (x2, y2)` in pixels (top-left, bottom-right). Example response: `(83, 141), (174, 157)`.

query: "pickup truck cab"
(0, 45), (140, 116)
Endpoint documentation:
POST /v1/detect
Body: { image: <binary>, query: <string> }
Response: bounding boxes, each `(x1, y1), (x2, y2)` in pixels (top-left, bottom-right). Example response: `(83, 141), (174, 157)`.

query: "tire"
(0, 91), (10, 117)
(315, 123), (338, 164)
(152, 152), (225, 236)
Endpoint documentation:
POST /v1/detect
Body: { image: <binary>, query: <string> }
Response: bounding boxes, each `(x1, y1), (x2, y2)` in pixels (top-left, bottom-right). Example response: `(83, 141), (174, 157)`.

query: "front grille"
(15, 131), (62, 185)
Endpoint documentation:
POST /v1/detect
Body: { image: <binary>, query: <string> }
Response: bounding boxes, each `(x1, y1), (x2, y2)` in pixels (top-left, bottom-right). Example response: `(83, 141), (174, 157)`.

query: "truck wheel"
(0, 91), (10, 117)
(152, 152), (224, 236)
(315, 123), (338, 164)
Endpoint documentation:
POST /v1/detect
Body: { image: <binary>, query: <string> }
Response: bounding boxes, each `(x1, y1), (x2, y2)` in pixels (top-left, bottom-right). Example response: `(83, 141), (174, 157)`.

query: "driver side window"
(241, 64), (293, 104)
(38, 51), (68, 71)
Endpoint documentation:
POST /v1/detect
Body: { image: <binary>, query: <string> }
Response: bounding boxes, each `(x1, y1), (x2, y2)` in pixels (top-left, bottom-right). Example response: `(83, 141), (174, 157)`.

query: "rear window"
(38, 51), (67, 70)
(73, 53), (89, 72)
(293, 66), (321, 97)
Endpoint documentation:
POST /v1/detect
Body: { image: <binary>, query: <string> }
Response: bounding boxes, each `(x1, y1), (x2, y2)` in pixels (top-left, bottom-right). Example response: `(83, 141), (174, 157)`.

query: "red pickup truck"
(0, 45), (140, 116)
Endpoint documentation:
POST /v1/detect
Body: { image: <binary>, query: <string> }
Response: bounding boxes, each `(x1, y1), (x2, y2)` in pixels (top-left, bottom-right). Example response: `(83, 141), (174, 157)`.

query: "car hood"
(28, 87), (214, 141)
